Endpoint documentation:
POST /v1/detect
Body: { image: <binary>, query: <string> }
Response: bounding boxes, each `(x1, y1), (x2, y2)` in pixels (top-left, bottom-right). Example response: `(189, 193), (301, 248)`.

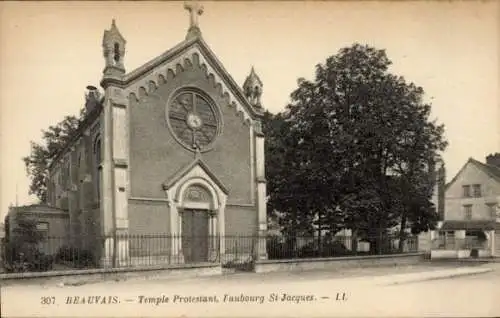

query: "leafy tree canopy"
(23, 109), (85, 203)
(264, 44), (447, 251)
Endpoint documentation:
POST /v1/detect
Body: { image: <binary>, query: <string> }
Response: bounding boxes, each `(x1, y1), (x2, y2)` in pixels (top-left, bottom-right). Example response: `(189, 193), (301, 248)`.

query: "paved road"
(380, 266), (500, 317)
(1, 263), (499, 317)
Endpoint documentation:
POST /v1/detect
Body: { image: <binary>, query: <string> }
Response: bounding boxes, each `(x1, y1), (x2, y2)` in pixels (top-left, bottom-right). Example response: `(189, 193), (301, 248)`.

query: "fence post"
(257, 226), (268, 261)
(378, 232), (382, 255)
(491, 230), (496, 257)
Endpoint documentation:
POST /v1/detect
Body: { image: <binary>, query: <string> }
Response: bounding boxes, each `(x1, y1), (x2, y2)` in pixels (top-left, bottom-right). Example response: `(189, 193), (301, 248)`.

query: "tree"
(4, 214), (43, 266)
(23, 111), (84, 203)
(12, 214), (44, 245)
(262, 111), (315, 249)
(265, 43), (447, 254)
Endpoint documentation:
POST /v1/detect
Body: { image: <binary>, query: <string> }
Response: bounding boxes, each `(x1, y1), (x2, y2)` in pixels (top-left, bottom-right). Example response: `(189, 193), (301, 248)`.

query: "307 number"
(40, 297), (55, 305)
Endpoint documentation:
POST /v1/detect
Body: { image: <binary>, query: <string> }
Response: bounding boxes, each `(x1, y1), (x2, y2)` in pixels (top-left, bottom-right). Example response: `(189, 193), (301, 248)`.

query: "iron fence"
(266, 234), (419, 259)
(1, 233), (419, 273)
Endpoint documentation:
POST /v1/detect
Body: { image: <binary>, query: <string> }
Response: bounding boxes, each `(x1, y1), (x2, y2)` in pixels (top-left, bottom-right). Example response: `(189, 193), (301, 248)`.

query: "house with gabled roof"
(432, 154), (500, 258)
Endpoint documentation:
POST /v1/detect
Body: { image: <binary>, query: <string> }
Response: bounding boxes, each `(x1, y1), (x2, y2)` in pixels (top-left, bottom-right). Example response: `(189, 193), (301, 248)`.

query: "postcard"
(0, 1), (499, 317)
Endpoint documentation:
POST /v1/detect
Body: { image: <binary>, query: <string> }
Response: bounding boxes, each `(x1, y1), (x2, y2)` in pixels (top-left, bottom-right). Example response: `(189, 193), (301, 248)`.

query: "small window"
(445, 231), (455, 238)
(487, 203), (497, 219)
(94, 137), (102, 202)
(65, 160), (71, 187)
(94, 138), (101, 165)
(36, 222), (49, 239)
(113, 42), (120, 63)
(462, 185), (471, 198)
(464, 205), (472, 220)
(36, 222), (49, 231)
(472, 184), (481, 197)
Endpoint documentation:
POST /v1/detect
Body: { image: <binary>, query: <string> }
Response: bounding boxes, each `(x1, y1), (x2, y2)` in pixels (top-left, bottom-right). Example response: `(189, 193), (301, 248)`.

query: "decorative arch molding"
(125, 45), (253, 126)
(176, 177), (220, 210)
(163, 160), (228, 263)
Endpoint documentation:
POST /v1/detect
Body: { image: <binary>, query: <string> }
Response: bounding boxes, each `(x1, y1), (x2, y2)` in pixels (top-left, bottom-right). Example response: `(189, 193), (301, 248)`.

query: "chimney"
(437, 162), (446, 221)
(486, 153), (500, 168)
(85, 85), (101, 114)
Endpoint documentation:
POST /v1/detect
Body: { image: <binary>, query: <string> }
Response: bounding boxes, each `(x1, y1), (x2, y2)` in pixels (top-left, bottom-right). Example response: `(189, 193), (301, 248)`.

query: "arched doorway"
(163, 161), (228, 264)
(178, 183), (219, 263)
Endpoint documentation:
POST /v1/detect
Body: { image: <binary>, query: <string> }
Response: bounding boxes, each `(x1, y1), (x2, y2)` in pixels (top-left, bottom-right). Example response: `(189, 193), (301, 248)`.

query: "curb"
(384, 268), (493, 286)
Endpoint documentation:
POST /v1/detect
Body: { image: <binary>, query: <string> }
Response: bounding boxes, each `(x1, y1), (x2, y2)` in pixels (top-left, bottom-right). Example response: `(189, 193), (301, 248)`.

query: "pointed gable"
(124, 5), (259, 204)
(162, 157), (229, 195)
(446, 157), (500, 191)
(120, 36), (262, 124)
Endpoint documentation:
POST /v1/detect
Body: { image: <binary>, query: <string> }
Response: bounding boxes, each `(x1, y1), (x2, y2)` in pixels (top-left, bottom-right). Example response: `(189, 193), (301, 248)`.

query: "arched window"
(113, 42), (120, 64)
(49, 177), (55, 206)
(65, 159), (71, 188)
(94, 137), (102, 202)
(77, 152), (82, 179)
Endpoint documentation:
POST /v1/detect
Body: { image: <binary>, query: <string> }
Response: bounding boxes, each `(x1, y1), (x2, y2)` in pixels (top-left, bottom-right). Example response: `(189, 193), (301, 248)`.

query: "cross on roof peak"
(184, 1), (204, 32)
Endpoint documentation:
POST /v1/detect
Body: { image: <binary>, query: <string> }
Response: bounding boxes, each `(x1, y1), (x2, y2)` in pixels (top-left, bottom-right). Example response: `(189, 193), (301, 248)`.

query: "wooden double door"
(182, 209), (210, 263)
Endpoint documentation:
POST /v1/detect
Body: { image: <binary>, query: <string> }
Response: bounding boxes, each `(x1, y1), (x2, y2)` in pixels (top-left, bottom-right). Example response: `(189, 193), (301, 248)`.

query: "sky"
(0, 1), (499, 222)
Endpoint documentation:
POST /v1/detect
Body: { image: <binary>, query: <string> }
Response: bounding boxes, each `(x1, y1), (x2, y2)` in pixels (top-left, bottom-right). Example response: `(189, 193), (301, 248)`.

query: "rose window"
(167, 89), (220, 151)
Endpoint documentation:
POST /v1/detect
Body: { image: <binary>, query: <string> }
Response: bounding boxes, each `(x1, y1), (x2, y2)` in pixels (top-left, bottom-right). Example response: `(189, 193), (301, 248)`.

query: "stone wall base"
(431, 249), (492, 259)
(254, 253), (424, 273)
(0, 263), (222, 287)
(222, 253), (252, 264)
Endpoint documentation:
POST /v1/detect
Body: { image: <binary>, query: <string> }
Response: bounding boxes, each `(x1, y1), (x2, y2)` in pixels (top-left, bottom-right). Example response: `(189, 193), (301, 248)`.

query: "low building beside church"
(3, 205), (69, 256)
(45, 4), (268, 267)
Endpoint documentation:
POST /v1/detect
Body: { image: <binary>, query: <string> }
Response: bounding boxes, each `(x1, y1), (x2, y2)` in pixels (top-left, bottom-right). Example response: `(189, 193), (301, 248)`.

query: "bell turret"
(102, 19), (126, 76)
(243, 67), (263, 109)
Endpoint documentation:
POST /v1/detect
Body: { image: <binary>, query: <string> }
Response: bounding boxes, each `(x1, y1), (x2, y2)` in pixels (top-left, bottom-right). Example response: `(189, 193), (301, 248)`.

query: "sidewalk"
(429, 257), (500, 264)
(57, 261), (495, 288)
(370, 266), (493, 285)
(250, 263), (494, 287)
(2, 260), (495, 288)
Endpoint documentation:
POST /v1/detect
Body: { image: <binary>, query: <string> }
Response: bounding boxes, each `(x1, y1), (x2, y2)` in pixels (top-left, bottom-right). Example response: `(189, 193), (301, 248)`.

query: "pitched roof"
(47, 104), (101, 170)
(120, 35), (263, 119)
(49, 29), (262, 173)
(8, 204), (68, 217)
(11, 204), (66, 211)
(445, 157), (500, 190)
(470, 158), (500, 182)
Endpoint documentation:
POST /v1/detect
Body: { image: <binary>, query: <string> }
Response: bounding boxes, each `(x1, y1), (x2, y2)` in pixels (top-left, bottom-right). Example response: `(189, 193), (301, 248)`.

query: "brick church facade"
(46, 3), (268, 266)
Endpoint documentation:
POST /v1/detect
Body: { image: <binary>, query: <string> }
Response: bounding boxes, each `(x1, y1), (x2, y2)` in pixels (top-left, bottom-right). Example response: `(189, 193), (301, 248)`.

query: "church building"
(46, 2), (268, 266)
